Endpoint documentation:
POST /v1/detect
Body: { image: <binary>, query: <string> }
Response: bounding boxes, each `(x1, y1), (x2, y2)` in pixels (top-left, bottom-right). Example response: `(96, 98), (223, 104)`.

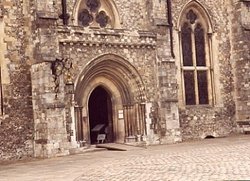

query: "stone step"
(69, 146), (107, 155)
(96, 143), (146, 151)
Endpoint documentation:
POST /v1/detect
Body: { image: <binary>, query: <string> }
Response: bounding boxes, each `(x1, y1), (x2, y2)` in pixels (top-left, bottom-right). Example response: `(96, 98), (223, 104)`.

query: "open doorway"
(88, 86), (113, 144)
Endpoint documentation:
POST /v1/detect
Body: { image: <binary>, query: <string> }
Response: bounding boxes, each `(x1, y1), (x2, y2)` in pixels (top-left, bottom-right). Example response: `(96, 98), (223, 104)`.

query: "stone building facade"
(0, 0), (249, 160)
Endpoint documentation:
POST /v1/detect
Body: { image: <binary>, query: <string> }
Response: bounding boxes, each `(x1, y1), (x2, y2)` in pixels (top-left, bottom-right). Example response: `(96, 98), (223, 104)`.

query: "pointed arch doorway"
(74, 54), (147, 146)
(88, 86), (114, 144)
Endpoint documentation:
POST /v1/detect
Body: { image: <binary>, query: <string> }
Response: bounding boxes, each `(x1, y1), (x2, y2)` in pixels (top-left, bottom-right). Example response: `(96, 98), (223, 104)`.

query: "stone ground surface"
(0, 135), (250, 181)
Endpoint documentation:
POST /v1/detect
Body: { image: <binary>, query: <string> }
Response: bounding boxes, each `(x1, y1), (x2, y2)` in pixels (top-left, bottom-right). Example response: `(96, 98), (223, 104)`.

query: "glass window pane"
(197, 71), (209, 104)
(195, 23), (206, 66)
(184, 71), (196, 105)
(181, 23), (193, 66)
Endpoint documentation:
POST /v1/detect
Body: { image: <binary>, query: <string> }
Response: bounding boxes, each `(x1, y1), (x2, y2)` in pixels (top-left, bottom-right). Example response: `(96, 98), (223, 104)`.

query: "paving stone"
(0, 135), (250, 181)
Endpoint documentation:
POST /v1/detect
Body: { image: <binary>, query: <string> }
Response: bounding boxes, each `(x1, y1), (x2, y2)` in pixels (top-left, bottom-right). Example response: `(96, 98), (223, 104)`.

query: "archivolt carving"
(74, 54), (146, 105)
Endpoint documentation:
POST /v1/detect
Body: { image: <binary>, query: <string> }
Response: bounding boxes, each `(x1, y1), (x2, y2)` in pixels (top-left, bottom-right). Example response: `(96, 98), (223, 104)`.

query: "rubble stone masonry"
(0, 0), (249, 160)
(0, 0), (34, 160)
(231, 0), (250, 123)
(172, 0), (239, 140)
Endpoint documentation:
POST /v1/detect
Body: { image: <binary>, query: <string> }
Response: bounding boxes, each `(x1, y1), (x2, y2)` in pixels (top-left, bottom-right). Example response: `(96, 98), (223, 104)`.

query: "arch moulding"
(177, 0), (214, 33)
(74, 54), (146, 107)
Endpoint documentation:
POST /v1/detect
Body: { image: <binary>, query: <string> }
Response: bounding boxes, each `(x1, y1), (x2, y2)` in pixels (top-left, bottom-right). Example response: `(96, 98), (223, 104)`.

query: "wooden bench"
(237, 121), (250, 134)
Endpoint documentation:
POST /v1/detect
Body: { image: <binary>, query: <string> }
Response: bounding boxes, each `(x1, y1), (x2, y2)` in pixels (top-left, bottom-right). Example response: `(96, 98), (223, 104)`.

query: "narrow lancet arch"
(74, 53), (146, 107)
(177, 0), (215, 106)
(177, 0), (214, 33)
(73, 54), (147, 144)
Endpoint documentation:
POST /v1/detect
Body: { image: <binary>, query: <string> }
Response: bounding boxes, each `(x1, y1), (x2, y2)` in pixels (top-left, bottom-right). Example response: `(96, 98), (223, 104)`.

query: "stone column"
(152, 0), (182, 144)
(31, 62), (70, 158)
(231, 1), (250, 127)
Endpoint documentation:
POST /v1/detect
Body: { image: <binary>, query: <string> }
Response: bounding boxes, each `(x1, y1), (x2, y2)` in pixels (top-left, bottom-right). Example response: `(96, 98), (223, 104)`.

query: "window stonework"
(181, 23), (193, 66)
(77, 0), (115, 28)
(179, 8), (213, 106)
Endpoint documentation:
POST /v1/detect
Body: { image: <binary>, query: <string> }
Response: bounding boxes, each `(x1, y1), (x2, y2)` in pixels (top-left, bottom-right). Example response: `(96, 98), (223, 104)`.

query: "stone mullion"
(207, 33), (216, 105)
(191, 27), (199, 105)
(178, 30), (186, 106)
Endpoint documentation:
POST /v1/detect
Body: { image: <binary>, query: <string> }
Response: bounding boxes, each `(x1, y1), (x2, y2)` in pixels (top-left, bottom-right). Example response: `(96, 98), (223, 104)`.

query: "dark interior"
(88, 86), (113, 144)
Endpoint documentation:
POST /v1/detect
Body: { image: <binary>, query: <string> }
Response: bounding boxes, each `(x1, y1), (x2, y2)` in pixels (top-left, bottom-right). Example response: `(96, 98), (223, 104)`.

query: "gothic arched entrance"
(74, 54), (146, 145)
(88, 86), (113, 144)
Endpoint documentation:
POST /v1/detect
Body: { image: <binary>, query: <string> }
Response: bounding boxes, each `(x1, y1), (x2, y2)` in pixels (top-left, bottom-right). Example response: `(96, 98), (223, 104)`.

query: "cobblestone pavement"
(0, 135), (250, 181)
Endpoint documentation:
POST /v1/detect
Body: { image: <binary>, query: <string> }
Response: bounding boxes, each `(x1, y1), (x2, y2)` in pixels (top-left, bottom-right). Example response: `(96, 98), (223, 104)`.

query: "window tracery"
(186, 9), (197, 24)
(86, 0), (100, 12)
(179, 8), (213, 106)
(78, 9), (93, 27)
(78, 0), (111, 28)
(96, 11), (109, 28)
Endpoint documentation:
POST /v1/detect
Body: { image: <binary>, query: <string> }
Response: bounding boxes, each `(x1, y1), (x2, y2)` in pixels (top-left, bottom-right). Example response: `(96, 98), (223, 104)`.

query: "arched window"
(179, 8), (213, 106)
(77, 0), (119, 28)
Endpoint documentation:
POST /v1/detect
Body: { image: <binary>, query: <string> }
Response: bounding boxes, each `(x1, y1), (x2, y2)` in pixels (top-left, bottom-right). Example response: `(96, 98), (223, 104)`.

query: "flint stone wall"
(172, 0), (236, 139)
(231, 1), (250, 124)
(0, 0), (34, 160)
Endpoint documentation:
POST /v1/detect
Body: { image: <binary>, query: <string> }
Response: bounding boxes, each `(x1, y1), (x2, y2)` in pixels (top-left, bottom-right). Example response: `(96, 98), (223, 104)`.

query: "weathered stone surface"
(0, 0), (249, 160)
(0, 0), (34, 160)
(231, 1), (250, 125)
